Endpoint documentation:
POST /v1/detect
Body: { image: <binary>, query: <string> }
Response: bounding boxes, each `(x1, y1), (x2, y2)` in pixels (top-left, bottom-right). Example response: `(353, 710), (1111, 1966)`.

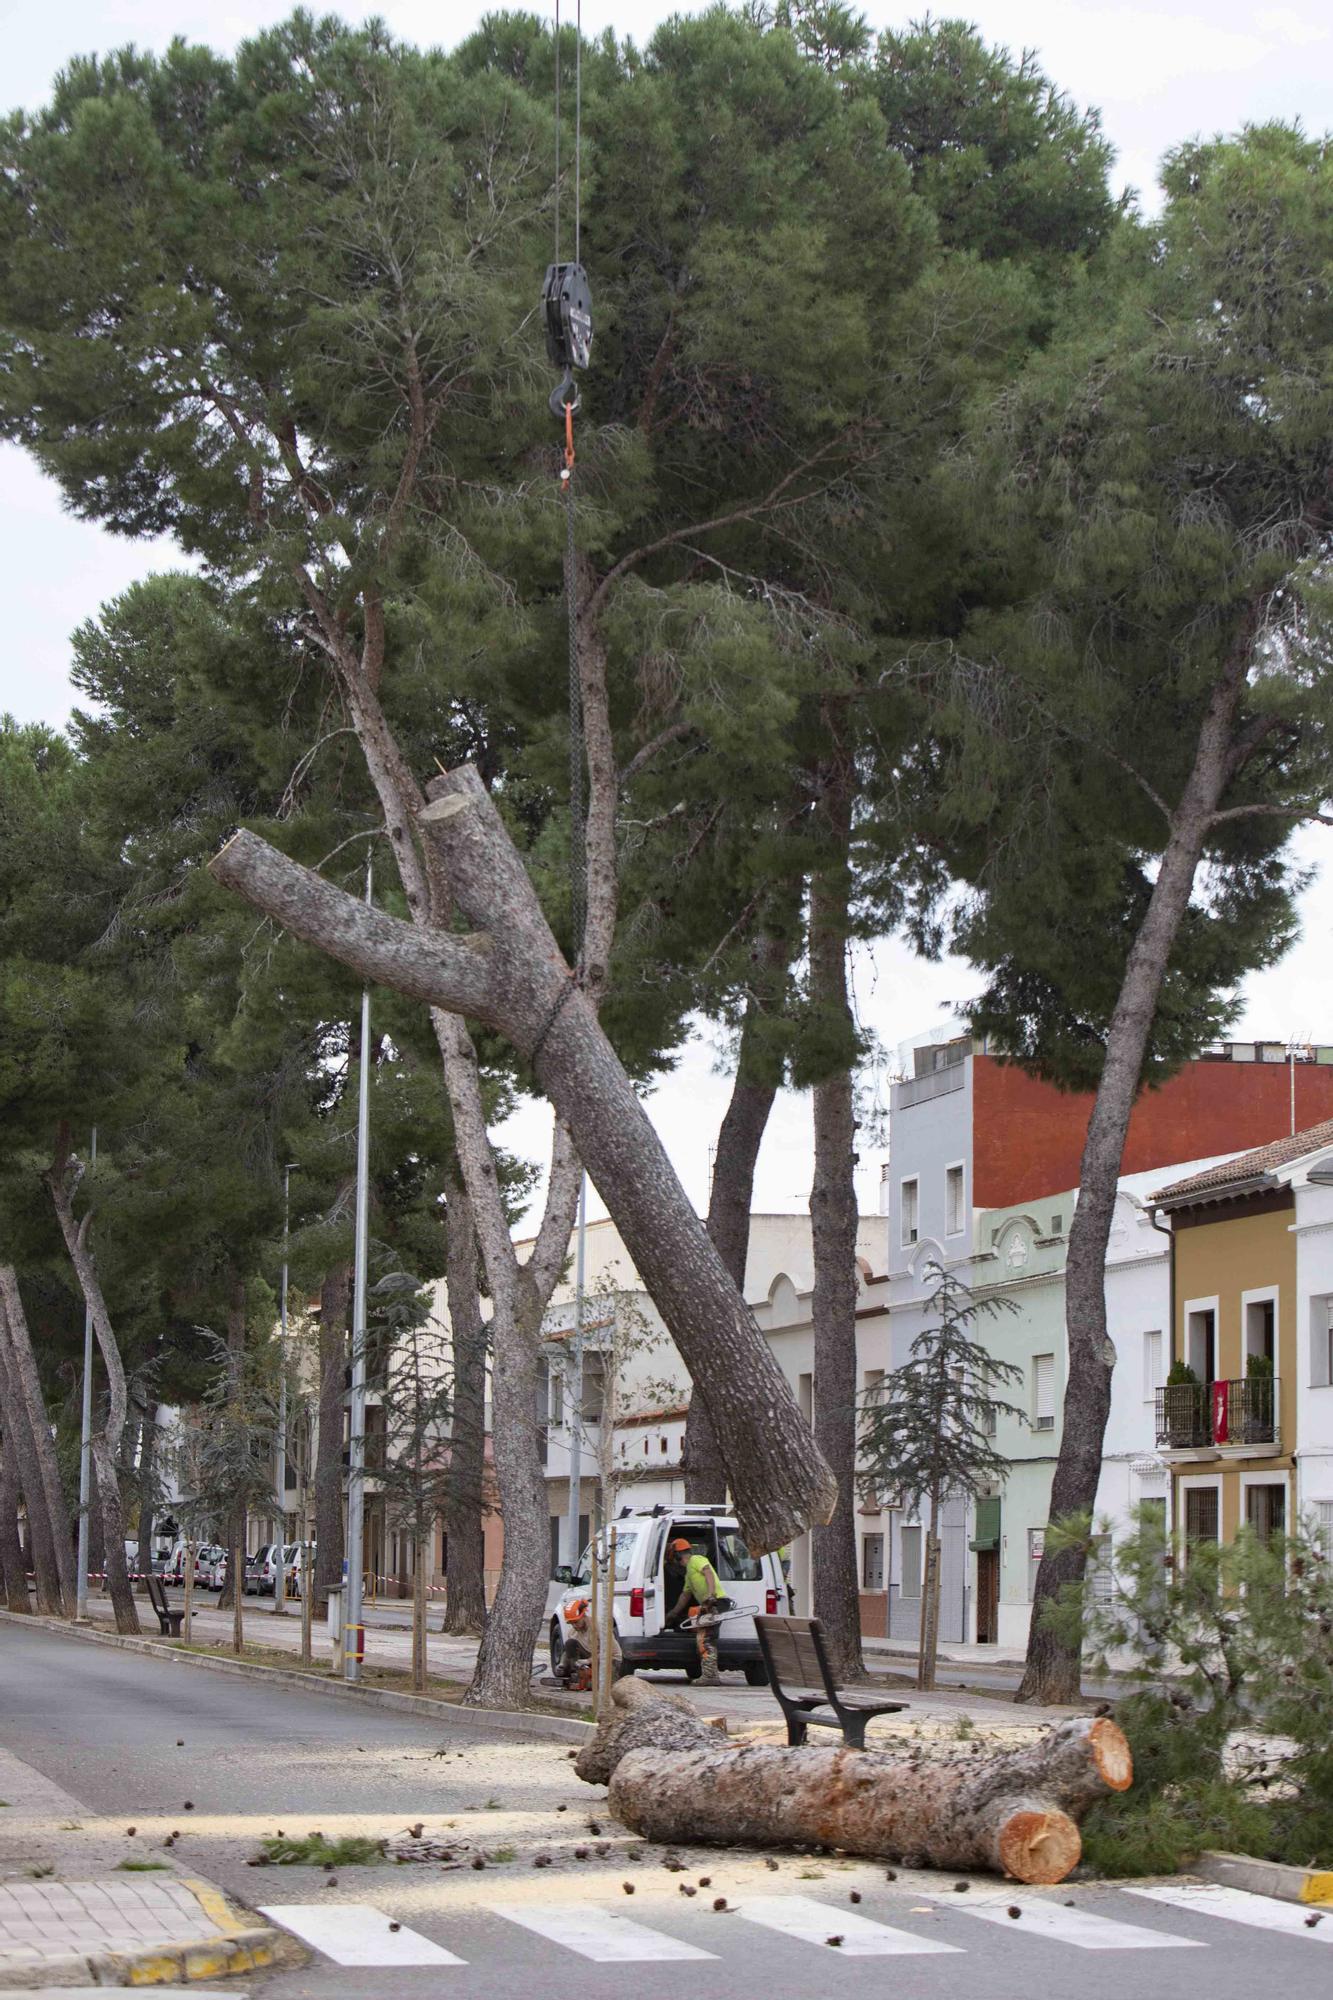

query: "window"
(546, 1363), (564, 1427)
(798, 1372), (813, 1423)
(1050, 1213), (1064, 1237)
(1315, 1499), (1333, 1553)
(946, 1165), (964, 1237)
(1186, 1307), (1216, 1384)
(1245, 1483), (1285, 1543)
(717, 1530), (762, 1583)
(1245, 1296), (1276, 1367)
(899, 1525), (922, 1597)
(901, 1178), (919, 1248)
(863, 1367), (885, 1407)
(1089, 1534), (1115, 1604)
(1033, 1353), (1056, 1430)
(1184, 1486), (1219, 1546)
(1143, 1330), (1164, 1403)
(861, 1534), (885, 1591)
(1312, 1300), (1333, 1388)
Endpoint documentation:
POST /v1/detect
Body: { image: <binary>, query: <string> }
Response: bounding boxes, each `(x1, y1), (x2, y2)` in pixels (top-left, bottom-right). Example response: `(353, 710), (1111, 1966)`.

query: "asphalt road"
(5, 1623), (1330, 2000)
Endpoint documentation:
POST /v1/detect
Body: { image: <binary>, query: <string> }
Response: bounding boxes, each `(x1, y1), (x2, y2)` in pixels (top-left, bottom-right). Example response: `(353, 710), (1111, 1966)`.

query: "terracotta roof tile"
(1151, 1116), (1333, 1203)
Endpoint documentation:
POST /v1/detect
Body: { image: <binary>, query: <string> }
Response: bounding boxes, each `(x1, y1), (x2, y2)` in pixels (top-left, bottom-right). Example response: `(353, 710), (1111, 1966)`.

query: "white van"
(549, 1504), (789, 1684)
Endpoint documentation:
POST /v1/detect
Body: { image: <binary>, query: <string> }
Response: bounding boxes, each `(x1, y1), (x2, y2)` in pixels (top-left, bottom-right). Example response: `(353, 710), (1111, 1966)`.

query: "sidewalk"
(0, 1748), (290, 1991)
(74, 1591), (1075, 1736)
(863, 1635), (1028, 1669)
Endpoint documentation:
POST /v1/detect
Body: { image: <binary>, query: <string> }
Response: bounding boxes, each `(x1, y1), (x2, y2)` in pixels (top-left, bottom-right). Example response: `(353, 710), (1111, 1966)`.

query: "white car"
(549, 1505), (787, 1685)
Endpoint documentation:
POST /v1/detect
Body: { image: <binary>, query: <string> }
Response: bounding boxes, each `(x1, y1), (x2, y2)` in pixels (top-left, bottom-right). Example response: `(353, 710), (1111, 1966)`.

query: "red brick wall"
(971, 1055), (1333, 1209)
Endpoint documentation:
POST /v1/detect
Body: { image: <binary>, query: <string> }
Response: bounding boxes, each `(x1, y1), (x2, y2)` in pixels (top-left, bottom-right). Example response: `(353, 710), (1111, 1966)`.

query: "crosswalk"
(258, 1882), (1333, 1969)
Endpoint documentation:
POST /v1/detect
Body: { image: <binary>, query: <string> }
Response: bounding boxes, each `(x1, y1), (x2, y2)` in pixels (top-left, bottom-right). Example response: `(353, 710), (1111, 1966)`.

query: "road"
(5, 1623), (1330, 2000)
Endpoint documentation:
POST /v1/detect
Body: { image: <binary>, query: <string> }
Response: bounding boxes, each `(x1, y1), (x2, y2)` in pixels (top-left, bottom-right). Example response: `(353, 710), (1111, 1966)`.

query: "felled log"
(208, 768), (837, 1555)
(581, 1678), (1130, 1885)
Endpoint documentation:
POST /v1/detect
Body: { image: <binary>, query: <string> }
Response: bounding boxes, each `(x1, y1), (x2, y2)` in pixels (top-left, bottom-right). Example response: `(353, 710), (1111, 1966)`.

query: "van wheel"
(549, 1621), (565, 1675)
(743, 1661), (769, 1687)
(613, 1661), (636, 1681)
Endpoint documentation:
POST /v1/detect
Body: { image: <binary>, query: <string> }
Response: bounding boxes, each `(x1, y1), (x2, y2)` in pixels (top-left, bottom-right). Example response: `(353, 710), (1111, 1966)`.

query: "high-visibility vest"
(682, 1552), (720, 1603)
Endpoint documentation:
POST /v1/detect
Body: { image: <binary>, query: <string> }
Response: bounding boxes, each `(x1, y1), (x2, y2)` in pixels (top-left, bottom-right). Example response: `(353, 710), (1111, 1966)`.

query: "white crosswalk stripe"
(493, 1903), (716, 1961)
(935, 1893), (1204, 1950)
(734, 1893), (962, 1955)
(257, 1903), (465, 1966)
(1127, 1884), (1333, 1942)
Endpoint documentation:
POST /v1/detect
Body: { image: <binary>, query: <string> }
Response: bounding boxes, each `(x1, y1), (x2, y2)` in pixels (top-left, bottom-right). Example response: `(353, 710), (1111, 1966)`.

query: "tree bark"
(0, 1313), (52, 1613)
(136, 1402), (159, 1578)
(209, 770), (837, 1553)
(441, 1164), (488, 1636)
(685, 933), (791, 1501)
(0, 1416), (31, 1612)
(1020, 637), (1257, 1704)
(583, 1679), (1130, 1883)
(0, 1265), (77, 1617)
(43, 1185), (140, 1634)
(808, 777), (865, 1683)
(314, 1263), (349, 1616)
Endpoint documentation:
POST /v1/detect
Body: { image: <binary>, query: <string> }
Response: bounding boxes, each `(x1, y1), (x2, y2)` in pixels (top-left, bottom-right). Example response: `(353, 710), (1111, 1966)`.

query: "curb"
(0, 1878), (297, 1992)
(0, 1610), (592, 1746)
(1195, 1850), (1333, 1907)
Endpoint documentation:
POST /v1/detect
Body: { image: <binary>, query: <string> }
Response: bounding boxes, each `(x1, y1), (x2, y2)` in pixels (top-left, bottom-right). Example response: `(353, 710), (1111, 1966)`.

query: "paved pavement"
(7, 1621), (1330, 2000)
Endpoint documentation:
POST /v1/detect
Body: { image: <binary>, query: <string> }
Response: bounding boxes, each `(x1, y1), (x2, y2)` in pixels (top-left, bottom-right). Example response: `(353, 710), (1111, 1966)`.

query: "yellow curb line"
(1300, 1871), (1333, 1906)
(179, 1877), (248, 1937)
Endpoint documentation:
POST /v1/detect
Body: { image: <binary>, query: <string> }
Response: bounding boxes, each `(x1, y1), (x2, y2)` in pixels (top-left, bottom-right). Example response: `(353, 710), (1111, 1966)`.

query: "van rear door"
(714, 1525), (776, 1646)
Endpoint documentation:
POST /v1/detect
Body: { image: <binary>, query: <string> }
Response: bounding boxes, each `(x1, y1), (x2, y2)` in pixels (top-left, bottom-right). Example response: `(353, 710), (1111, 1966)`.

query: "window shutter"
(1034, 1353), (1055, 1428)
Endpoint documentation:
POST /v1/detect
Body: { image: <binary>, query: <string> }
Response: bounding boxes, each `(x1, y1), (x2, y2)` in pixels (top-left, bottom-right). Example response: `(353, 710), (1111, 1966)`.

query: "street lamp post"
(75, 1128), (97, 1620)
(563, 1172), (588, 1569)
(274, 1162), (296, 1615)
(344, 863), (373, 1683)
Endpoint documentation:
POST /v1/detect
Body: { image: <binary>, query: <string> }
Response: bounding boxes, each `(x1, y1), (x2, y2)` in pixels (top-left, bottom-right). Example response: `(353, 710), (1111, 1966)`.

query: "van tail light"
(629, 1586), (645, 1618)
(765, 1588), (779, 1615)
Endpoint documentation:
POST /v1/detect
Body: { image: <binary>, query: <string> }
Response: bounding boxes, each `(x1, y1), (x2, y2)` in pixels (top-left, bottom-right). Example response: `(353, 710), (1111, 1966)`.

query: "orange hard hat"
(669, 1538), (693, 1552)
(567, 1598), (589, 1620)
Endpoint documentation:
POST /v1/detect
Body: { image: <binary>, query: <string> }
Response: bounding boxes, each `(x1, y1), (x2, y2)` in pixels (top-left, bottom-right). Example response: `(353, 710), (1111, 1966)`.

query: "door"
(1245, 1482), (1285, 1543)
(976, 1549), (999, 1644)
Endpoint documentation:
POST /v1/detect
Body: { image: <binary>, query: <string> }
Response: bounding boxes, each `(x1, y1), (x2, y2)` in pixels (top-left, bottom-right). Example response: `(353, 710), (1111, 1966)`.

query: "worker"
(665, 1536), (725, 1685)
(559, 1595), (621, 1690)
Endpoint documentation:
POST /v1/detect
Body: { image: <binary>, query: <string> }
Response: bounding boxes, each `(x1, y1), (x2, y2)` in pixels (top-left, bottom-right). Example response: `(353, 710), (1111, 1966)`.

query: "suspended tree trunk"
(0, 1264), (77, 1616)
(314, 1263), (349, 1616)
(210, 767), (837, 1554)
(684, 930), (792, 1503)
(0, 1419), (31, 1613)
(807, 768), (865, 1683)
(1020, 635), (1258, 1703)
(441, 1164), (487, 1635)
(579, 1676), (1130, 1883)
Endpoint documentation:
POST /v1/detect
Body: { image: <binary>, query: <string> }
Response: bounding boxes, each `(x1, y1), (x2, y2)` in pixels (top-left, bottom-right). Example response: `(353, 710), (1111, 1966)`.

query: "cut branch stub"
(208, 771), (837, 1553)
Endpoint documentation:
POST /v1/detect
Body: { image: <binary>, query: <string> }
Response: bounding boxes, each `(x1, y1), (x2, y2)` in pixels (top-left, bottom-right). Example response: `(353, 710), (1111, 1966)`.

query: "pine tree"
(859, 1263), (1023, 1690)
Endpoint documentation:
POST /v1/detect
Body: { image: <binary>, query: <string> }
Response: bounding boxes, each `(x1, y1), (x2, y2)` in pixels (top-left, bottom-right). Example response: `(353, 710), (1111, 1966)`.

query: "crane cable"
(546, 0), (591, 958)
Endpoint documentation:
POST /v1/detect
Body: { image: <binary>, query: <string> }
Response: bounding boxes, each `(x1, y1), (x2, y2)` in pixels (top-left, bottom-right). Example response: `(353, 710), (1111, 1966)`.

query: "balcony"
(1155, 1378), (1280, 1459)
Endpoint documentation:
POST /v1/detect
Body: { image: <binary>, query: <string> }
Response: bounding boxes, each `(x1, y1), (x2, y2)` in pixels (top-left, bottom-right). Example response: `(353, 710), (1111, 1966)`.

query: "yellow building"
(1149, 1126), (1323, 1546)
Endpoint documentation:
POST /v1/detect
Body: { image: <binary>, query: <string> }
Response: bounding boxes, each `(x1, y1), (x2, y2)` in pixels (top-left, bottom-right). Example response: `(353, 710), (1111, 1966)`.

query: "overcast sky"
(3, 0), (1331, 1222)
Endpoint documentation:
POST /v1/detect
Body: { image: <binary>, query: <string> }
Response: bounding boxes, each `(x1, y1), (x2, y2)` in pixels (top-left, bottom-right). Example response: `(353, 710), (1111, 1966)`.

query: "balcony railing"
(1155, 1378), (1278, 1451)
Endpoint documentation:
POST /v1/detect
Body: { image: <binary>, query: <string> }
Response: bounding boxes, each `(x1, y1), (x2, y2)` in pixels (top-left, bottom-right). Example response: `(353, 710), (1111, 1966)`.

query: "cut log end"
(1088, 1716), (1133, 1793)
(997, 1809), (1082, 1886)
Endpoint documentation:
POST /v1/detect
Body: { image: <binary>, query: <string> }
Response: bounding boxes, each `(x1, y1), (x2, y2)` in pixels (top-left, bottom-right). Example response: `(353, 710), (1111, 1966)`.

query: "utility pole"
(345, 862), (373, 1683)
(274, 1163), (296, 1615)
(75, 1127), (97, 1620)
(564, 1172), (588, 1569)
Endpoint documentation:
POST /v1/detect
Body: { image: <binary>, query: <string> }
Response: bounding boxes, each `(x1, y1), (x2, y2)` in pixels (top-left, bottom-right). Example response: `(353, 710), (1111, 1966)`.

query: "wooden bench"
(145, 1572), (184, 1637)
(755, 1613), (906, 1749)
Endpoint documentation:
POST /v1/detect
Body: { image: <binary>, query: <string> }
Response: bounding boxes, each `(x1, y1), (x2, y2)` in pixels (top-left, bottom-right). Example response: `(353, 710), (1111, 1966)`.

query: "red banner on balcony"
(1211, 1380), (1229, 1444)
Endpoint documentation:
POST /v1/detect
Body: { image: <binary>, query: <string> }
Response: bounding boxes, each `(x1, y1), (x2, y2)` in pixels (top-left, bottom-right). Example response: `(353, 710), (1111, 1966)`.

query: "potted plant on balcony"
(1243, 1350), (1275, 1444)
(1162, 1360), (1203, 1448)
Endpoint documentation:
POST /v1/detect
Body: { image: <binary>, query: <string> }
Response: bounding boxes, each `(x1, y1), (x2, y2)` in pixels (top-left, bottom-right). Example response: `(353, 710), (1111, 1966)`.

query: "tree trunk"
(808, 780), (865, 1683)
(918, 1527), (942, 1692)
(582, 1678), (1130, 1883)
(231, 1502), (246, 1655)
(43, 1185), (140, 1634)
(412, 1528), (427, 1693)
(1020, 643), (1255, 1704)
(136, 1402), (159, 1578)
(211, 770), (837, 1552)
(314, 1263), (349, 1616)
(463, 1280), (548, 1708)
(0, 1419), (31, 1612)
(441, 1165), (487, 1636)
(0, 1320), (52, 1613)
(0, 1267), (76, 1617)
(685, 936), (790, 1502)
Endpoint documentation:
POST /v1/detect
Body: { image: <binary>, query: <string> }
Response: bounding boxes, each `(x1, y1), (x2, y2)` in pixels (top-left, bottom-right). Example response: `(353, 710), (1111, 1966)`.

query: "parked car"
(549, 1505), (784, 1684)
(282, 1542), (313, 1598)
(201, 1547), (229, 1590)
(245, 1544), (286, 1595)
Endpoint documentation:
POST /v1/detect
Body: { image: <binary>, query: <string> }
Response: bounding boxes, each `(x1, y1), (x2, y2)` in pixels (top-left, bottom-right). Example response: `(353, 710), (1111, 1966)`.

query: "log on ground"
(583, 1679), (1130, 1885)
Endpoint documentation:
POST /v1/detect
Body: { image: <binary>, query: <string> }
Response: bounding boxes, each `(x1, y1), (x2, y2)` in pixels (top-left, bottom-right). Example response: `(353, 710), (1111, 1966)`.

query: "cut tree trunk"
(0, 1264), (77, 1616)
(314, 1263), (349, 1616)
(1020, 638), (1255, 1705)
(807, 778), (865, 1684)
(582, 1678), (1130, 1884)
(210, 769), (837, 1554)
(45, 1186), (140, 1635)
(441, 1165), (487, 1636)
(685, 931), (791, 1502)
